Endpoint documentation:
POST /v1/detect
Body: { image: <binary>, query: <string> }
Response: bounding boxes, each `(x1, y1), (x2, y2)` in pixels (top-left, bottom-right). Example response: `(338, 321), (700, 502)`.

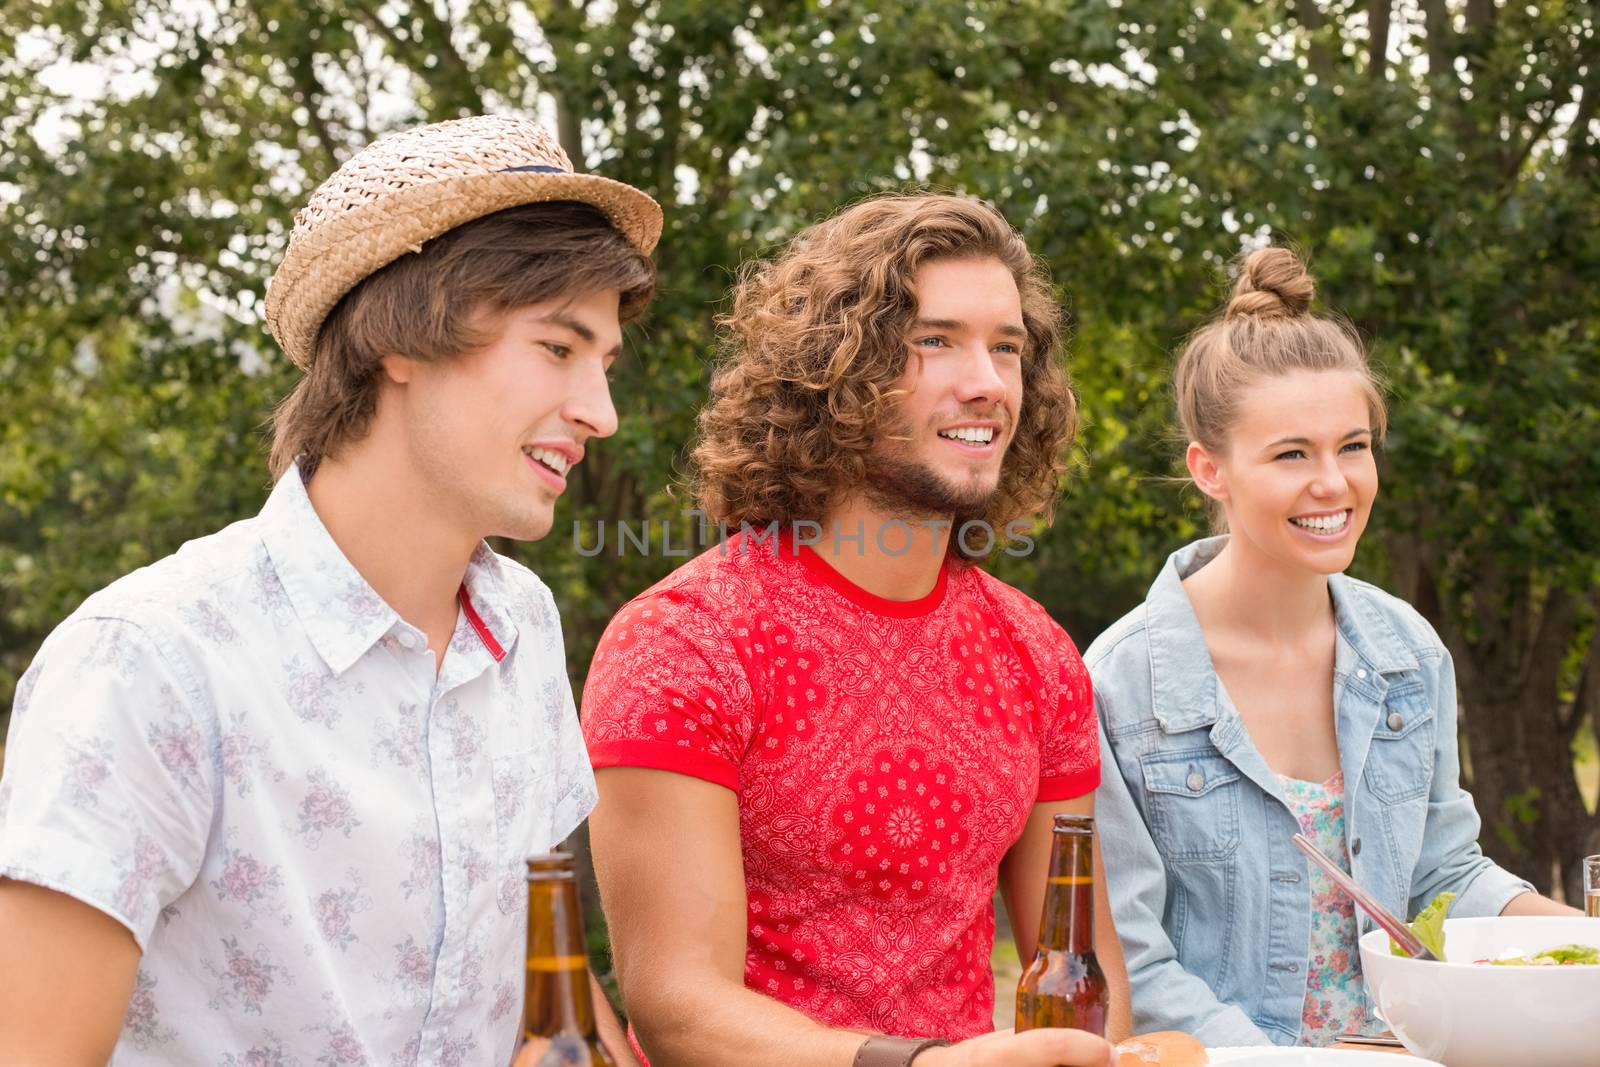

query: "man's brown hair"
(269, 201), (657, 480)
(690, 193), (1075, 557)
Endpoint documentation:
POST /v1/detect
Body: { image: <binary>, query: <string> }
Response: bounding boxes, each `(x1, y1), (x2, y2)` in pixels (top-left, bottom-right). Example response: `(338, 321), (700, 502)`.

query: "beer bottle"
(1014, 813), (1109, 1037)
(512, 853), (618, 1067)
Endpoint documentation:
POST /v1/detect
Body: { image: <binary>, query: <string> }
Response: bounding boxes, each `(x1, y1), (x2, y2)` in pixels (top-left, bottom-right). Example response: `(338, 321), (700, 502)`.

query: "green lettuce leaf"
(1390, 891), (1455, 959)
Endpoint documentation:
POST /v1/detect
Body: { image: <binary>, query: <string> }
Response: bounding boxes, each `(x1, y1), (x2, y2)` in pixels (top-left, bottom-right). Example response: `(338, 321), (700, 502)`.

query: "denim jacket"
(1086, 537), (1532, 1046)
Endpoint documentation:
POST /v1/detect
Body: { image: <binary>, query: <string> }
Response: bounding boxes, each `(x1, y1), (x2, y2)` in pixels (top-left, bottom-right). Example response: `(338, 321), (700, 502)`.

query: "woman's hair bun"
(1225, 246), (1314, 319)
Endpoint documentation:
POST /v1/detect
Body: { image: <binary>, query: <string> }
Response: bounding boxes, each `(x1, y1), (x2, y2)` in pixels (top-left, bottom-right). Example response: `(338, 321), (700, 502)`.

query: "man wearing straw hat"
(0, 116), (656, 1066)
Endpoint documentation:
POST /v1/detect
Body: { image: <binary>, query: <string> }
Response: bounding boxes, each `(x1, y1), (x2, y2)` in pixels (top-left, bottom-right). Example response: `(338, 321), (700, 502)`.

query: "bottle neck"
(1038, 830), (1095, 953)
(524, 875), (598, 1040)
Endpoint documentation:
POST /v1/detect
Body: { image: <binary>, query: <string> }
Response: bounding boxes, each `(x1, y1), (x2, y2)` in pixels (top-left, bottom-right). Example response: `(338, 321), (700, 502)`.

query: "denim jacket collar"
(1145, 536), (1419, 736)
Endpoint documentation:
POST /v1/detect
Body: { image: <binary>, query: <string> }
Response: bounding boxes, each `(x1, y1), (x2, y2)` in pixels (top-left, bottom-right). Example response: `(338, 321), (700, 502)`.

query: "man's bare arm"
(998, 794), (1133, 1042)
(590, 767), (1114, 1067)
(0, 878), (142, 1066)
(590, 971), (641, 1067)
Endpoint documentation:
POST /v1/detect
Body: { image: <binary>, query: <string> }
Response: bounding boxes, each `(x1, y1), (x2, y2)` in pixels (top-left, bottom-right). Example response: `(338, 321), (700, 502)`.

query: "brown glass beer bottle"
(511, 853), (618, 1067)
(1014, 813), (1109, 1037)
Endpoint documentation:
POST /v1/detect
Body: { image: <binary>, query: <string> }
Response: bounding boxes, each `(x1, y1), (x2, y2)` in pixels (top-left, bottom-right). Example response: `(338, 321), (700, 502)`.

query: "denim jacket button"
(1356, 667), (1368, 679)
(1387, 711), (1404, 731)
(1186, 771), (1205, 792)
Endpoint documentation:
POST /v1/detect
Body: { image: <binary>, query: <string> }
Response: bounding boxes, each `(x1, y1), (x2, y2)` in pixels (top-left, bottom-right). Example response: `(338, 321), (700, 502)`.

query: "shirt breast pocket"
(491, 749), (556, 914)
(1139, 749), (1242, 863)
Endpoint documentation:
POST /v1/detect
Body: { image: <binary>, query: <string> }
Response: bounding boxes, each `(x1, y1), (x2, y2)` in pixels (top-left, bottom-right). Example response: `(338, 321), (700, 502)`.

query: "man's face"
(863, 256), (1026, 520)
(391, 288), (623, 542)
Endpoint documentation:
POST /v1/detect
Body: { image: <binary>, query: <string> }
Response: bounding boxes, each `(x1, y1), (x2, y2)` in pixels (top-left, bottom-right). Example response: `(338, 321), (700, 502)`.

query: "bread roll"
(1115, 1030), (1208, 1067)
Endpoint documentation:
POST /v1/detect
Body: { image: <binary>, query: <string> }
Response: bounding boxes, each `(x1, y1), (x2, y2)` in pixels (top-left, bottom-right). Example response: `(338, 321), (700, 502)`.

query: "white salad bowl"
(1207, 1050), (1443, 1065)
(1359, 915), (1600, 1067)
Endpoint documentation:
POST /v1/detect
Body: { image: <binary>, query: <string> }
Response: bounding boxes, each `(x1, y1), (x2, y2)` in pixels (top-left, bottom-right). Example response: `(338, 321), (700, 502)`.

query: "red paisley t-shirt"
(581, 532), (1099, 1041)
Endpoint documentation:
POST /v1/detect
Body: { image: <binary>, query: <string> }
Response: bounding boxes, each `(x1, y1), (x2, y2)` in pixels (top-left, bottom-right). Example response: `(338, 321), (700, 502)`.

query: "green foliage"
(2, 0), (1596, 889)
(1495, 786), (1547, 854)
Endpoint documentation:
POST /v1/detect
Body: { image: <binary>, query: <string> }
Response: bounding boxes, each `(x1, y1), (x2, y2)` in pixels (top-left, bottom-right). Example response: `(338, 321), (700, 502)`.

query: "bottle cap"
(526, 852), (577, 878)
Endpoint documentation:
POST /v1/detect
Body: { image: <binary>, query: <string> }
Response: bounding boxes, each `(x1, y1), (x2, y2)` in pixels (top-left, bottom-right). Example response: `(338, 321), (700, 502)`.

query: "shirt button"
(397, 631), (419, 650)
(1352, 837), (1363, 856)
(1186, 771), (1206, 792)
(1387, 712), (1404, 731)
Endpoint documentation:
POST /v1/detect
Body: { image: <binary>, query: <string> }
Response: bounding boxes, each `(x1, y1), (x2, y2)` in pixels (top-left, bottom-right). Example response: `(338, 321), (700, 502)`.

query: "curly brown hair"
(691, 193), (1075, 559)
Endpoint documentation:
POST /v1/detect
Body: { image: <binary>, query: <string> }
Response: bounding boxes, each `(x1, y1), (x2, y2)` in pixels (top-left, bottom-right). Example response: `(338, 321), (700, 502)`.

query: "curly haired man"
(582, 194), (1130, 1067)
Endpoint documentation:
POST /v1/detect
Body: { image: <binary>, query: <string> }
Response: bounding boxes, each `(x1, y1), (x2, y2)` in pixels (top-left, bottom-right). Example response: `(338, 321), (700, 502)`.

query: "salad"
(1389, 891), (1453, 959)
(1391, 891), (1600, 965)
(1477, 944), (1600, 966)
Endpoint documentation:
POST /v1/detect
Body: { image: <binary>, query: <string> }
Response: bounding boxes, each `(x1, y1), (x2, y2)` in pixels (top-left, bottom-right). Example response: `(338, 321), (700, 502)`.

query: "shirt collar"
(258, 463), (519, 675)
(1143, 535), (1416, 734)
(458, 541), (519, 664)
(1143, 536), (1227, 733)
(1328, 571), (1419, 675)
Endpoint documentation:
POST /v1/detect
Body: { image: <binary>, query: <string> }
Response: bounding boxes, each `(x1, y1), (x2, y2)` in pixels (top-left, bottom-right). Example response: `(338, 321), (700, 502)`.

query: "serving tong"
(1290, 832), (1441, 963)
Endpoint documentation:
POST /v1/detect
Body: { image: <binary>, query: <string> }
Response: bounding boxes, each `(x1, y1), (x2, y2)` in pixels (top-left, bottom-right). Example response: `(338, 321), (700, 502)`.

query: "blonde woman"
(1087, 247), (1576, 1047)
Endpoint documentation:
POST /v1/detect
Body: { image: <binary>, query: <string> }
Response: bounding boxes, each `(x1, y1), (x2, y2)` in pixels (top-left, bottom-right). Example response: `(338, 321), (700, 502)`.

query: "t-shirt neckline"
(793, 542), (951, 618)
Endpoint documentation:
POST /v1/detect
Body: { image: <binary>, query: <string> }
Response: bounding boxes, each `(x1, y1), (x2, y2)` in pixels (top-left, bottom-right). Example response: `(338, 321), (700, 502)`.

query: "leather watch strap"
(851, 1036), (952, 1067)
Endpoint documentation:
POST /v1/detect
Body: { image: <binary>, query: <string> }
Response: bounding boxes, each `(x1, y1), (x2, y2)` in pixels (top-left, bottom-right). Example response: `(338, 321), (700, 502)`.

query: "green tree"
(3, 0), (1596, 898)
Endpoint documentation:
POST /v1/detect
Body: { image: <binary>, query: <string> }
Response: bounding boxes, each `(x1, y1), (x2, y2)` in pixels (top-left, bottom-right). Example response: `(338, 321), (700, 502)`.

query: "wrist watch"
(852, 1036), (952, 1067)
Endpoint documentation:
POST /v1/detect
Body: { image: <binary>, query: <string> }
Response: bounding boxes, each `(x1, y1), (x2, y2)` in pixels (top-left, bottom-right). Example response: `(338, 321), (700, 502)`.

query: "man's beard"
(861, 433), (1001, 523)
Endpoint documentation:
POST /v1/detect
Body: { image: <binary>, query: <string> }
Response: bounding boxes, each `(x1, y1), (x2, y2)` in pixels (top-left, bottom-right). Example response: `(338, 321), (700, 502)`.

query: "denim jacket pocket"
(1362, 691), (1436, 804)
(1140, 749), (1242, 863)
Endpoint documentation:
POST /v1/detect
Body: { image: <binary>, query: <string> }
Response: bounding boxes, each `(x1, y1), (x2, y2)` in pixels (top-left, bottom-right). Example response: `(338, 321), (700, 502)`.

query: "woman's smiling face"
(1191, 368), (1379, 576)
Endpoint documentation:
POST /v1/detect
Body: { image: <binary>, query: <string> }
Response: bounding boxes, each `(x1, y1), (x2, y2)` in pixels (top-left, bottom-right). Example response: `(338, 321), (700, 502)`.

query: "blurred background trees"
(2, 0), (1596, 899)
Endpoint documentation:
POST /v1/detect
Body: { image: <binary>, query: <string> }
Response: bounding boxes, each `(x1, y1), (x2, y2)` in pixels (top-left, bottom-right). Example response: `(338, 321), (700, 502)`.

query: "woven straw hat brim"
(266, 169), (663, 370)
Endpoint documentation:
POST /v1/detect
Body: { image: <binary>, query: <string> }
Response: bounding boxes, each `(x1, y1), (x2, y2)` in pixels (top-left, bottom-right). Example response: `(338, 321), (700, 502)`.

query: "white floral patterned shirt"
(0, 464), (596, 1066)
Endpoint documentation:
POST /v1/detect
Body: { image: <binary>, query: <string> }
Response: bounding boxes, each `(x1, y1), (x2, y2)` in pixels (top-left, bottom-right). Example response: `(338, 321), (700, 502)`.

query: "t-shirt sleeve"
(581, 591), (752, 792)
(1037, 637), (1102, 802)
(0, 616), (217, 950)
(548, 670), (597, 849)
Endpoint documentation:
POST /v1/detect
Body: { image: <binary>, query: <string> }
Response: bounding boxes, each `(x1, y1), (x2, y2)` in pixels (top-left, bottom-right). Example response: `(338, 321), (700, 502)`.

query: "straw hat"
(265, 115), (663, 370)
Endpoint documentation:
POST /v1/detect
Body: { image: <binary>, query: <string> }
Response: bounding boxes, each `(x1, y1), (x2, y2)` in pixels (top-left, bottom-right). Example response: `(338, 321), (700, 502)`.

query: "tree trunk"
(1386, 538), (1600, 902)
(1290, 0), (1334, 81)
(1420, 0), (1454, 79)
(556, 93), (587, 173)
(1462, 684), (1596, 903)
(1368, 0), (1391, 79)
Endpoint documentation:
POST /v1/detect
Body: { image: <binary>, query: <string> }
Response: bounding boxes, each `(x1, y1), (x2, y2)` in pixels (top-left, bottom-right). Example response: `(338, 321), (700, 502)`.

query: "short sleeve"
(1037, 639), (1101, 802)
(581, 591), (753, 792)
(0, 617), (217, 950)
(547, 591), (598, 847)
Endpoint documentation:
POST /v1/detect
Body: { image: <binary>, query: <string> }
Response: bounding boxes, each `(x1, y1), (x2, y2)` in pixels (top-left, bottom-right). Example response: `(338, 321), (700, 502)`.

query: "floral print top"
(0, 464), (595, 1066)
(1279, 770), (1369, 1046)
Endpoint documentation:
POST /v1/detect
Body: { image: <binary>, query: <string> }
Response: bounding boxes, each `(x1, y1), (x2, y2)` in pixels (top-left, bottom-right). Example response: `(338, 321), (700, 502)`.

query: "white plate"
(1206, 1050), (1444, 1066)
